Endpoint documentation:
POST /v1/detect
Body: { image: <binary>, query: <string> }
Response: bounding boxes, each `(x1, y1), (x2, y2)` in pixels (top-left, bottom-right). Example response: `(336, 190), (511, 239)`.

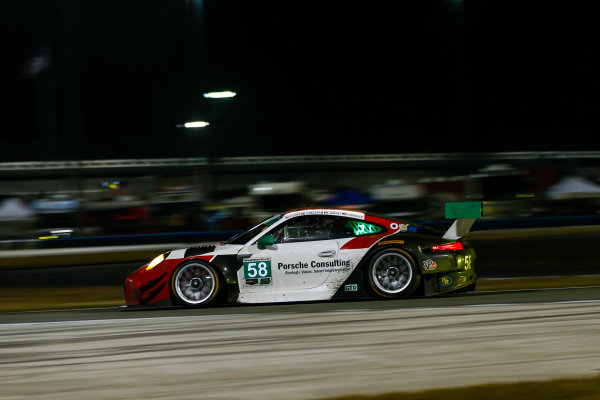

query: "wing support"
(442, 201), (482, 240)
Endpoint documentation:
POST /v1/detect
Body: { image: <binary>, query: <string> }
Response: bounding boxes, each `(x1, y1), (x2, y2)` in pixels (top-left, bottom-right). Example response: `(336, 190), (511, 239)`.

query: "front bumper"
(124, 261), (175, 306)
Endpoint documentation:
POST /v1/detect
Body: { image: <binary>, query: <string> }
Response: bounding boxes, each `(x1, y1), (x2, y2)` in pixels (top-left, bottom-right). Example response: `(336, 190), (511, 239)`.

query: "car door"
(237, 215), (345, 293)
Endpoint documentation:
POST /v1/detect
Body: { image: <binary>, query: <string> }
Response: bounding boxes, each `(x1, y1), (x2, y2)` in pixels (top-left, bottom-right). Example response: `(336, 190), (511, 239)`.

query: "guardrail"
(2, 151), (600, 172)
(0, 230), (240, 251)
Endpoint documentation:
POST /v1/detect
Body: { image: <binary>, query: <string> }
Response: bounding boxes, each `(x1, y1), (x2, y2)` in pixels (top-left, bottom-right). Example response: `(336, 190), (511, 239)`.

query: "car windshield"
(225, 214), (283, 245)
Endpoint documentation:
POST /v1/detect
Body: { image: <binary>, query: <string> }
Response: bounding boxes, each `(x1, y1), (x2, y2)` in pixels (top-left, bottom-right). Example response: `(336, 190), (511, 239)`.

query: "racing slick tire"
(366, 248), (420, 299)
(170, 260), (223, 307)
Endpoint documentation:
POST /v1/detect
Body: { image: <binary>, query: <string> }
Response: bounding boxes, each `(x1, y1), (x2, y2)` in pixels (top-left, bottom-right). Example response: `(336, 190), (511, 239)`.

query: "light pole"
(175, 120), (211, 209)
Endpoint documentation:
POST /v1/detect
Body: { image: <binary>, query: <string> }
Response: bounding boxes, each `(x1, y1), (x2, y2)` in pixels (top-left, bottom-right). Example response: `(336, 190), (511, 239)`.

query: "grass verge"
(476, 275), (600, 291)
(0, 286), (123, 312)
(318, 375), (600, 400)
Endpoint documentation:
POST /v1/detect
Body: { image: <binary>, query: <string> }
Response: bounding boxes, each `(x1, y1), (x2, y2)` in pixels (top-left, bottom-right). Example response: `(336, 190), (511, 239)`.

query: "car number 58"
(464, 255), (472, 270)
(244, 259), (272, 279)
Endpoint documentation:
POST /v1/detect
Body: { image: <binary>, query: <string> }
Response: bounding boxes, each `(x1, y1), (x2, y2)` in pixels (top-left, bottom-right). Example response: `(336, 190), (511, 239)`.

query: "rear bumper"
(421, 245), (477, 295)
(422, 270), (477, 295)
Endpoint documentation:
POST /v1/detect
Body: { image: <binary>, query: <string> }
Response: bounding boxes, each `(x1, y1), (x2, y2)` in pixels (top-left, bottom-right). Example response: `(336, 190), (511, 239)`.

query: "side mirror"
(257, 234), (275, 250)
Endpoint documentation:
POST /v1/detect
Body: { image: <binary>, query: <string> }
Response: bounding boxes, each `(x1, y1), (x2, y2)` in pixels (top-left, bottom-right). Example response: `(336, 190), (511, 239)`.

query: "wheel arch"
(362, 244), (422, 299)
(359, 240), (421, 271)
(169, 258), (226, 307)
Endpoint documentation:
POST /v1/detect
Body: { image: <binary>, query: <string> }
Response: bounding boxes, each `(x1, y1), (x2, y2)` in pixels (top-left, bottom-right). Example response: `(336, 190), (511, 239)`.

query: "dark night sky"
(0, 1), (598, 161)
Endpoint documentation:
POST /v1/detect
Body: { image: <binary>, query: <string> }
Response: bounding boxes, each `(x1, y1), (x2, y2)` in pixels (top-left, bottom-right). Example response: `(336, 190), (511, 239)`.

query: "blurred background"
(1, 0), (599, 241)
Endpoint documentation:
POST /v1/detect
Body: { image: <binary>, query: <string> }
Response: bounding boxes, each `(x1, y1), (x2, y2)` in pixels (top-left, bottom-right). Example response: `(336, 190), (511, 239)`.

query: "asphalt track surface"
(1, 287), (599, 400)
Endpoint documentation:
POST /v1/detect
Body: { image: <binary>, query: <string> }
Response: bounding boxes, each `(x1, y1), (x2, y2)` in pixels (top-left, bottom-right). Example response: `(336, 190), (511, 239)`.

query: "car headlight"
(145, 253), (165, 271)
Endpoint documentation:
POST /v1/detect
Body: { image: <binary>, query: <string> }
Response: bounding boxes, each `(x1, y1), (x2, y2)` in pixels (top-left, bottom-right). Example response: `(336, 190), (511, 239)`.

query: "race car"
(124, 206), (479, 308)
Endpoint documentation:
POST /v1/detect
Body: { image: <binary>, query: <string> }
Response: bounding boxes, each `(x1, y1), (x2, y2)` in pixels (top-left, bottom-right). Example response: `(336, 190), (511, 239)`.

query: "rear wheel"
(171, 260), (222, 307)
(366, 248), (420, 299)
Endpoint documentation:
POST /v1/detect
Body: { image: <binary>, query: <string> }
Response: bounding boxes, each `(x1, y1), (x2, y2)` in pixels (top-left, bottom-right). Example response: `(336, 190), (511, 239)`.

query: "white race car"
(124, 207), (477, 308)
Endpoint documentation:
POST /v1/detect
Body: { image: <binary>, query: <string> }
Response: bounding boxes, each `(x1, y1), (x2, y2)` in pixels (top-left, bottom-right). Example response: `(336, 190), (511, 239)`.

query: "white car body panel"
(168, 209), (397, 304)
(167, 249), (187, 260)
(235, 237), (373, 304)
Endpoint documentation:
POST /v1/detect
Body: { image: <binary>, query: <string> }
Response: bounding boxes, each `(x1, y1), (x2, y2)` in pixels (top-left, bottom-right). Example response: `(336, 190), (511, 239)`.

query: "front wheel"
(366, 248), (420, 299)
(171, 260), (222, 307)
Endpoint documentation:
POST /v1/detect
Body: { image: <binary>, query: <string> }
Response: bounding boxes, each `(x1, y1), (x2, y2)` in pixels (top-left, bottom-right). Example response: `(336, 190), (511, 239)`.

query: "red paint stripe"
(340, 233), (389, 250)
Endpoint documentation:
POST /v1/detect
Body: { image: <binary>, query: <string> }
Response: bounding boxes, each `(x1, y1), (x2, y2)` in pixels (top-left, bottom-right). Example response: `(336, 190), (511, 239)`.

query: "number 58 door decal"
(244, 258), (272, 279)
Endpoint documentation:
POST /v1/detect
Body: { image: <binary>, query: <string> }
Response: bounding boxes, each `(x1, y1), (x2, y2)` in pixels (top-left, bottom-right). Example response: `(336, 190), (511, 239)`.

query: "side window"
(343, 219), (384, 236)
(270, 216), (338, 243)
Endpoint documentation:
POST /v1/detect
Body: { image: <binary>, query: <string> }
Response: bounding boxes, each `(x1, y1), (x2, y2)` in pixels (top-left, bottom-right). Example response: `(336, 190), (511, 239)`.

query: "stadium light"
(203, 91), (237, 99)
(176, 121), (210, 128)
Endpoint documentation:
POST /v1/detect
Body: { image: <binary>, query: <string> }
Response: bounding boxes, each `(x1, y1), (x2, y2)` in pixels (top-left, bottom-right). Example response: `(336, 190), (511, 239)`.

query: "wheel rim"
(174, 263), (216, 304)
(371, 252), (412, 294)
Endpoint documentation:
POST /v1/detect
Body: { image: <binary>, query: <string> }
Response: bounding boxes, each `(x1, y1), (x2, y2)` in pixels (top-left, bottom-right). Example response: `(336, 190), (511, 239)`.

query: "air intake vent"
(185, 245), (216, 258)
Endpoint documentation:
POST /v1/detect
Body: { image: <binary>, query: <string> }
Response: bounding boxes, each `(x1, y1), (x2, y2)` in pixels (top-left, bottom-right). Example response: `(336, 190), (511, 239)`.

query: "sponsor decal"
(439, 275), (453, 287)
(284, 209), (365, 220)
(277, 261), (309, 270)
(378, 240), (405, 246)
(243, 257), (272, 279)
(245, 277), (271, 285)
(341, 233), (389, 250)
(276, 260), (350, 269)
(391, 224), (414, 232)
(423, 259), (437, 271)
(310, 259), (350, 268)
(344, 284), (358, 292)
(278, 259), (352, 275)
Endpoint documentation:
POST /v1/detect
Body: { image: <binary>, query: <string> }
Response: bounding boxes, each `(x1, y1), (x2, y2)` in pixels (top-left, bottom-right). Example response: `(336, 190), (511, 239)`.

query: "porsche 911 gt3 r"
(124, 207), (478, 308)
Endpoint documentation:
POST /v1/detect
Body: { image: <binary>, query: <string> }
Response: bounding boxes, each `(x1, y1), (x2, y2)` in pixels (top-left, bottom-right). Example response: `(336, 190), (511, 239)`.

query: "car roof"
(281, 208), (368, 220)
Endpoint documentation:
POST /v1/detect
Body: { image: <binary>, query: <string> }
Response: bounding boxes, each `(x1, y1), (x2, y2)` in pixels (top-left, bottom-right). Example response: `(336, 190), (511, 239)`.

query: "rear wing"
(443, 201), (482, 240)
